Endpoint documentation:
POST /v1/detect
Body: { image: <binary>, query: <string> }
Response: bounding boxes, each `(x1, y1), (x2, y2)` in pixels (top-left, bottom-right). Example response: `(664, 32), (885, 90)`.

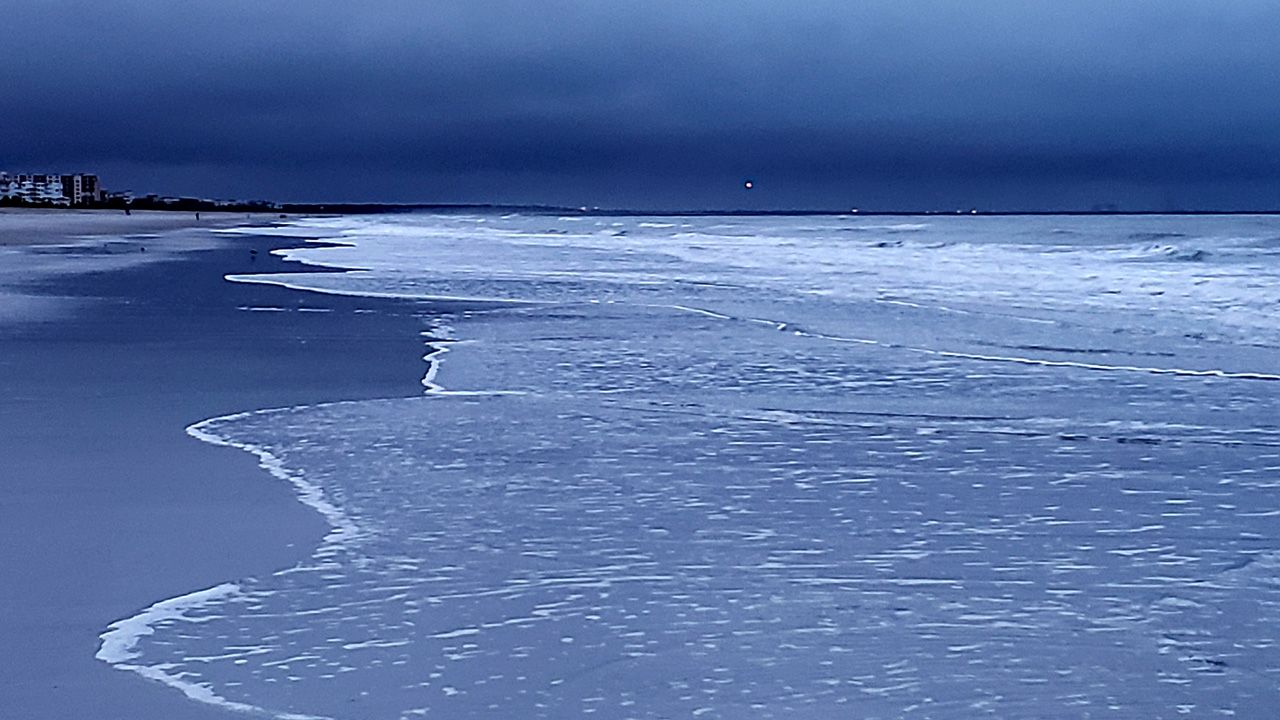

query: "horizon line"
(268, 202), (1280, 217)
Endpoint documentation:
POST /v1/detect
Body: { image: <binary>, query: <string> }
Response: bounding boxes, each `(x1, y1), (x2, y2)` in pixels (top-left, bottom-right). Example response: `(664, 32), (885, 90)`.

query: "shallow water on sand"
(105, 214), (1280, 718)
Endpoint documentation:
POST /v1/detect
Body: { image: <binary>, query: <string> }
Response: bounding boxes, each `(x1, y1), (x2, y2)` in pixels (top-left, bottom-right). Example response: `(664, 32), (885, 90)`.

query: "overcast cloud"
(4, 1), (1279, 209)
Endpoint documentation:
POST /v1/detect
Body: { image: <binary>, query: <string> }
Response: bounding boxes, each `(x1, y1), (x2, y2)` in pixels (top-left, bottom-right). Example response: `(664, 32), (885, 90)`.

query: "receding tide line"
(929, 348), (1280, 381)
(94, 583), (333, 720)
(225, 272), (546, 306)
(187, 410), (363, 544)
(661, 303), (1280, 382)
(95, 409), (359, 720)
(97, 312), (521, 717)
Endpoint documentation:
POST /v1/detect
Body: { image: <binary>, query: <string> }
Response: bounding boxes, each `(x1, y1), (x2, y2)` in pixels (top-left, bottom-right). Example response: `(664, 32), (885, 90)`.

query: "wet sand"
(0, 208), (287, 245)
(0, 222), (429, 718)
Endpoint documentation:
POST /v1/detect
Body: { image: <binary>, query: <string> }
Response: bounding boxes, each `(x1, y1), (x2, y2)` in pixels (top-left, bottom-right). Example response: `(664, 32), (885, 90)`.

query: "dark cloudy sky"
(4, 1), (1280, 210)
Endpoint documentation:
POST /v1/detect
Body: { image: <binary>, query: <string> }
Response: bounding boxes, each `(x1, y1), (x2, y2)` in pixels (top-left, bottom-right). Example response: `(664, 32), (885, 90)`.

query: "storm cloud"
(4, 1), (1280, 209)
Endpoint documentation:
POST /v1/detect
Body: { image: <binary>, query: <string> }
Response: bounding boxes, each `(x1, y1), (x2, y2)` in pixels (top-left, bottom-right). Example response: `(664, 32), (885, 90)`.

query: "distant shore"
(7, 206), (1280, 246)
(0, 208), (291, 246)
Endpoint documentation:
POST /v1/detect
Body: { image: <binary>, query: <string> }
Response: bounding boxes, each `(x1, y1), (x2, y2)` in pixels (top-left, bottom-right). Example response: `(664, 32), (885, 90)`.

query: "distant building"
(1, 173), (67, 205)
(0, 172), (105, 205)
(60, 173), (103, 204)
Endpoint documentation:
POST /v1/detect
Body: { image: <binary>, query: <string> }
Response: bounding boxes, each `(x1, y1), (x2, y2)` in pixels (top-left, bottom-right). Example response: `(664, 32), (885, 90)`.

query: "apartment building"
(0, 172), (105, 205)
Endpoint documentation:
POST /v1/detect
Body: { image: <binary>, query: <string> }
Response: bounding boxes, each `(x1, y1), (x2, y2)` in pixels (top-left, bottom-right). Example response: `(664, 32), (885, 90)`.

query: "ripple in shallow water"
(107, 213), (1280, 718)
(119, 389), (1280, 719)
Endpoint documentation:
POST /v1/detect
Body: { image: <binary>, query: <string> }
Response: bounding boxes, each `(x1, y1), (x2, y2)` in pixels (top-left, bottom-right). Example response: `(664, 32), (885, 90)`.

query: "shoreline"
(0, 207), (293, 245)
(96, 402), (376, 718)
(0, 220), (430, 719)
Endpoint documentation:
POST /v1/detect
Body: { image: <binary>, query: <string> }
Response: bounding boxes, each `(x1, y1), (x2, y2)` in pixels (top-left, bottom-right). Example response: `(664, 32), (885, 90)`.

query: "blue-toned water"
(102, 214), (1280, 719)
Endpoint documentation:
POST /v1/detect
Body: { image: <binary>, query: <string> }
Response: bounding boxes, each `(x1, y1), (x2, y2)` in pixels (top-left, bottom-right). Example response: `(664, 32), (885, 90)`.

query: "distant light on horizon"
(744, 180), (754, 190)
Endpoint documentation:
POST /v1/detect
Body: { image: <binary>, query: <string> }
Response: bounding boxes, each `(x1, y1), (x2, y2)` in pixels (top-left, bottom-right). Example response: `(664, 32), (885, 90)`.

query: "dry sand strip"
(0, 208), (289, 245)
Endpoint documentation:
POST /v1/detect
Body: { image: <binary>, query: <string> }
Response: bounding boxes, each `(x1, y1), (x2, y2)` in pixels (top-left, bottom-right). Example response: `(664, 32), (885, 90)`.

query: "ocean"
(100, 213), (1280, 718)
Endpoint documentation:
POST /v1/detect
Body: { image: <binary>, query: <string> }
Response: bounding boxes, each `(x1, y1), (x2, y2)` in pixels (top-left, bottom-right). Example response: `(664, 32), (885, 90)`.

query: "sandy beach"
(0, 214), (429, 719)
(0, 208), (288, 245)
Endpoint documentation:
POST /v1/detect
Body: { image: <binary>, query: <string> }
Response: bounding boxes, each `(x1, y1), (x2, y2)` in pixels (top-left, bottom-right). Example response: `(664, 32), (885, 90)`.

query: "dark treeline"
(6, 195), (1280, 217)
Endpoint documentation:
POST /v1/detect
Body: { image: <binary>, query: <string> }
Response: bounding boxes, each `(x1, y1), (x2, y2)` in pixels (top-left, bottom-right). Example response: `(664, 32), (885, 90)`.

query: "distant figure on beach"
(124, 207), (131, 215)
(195, 212), (200, 221)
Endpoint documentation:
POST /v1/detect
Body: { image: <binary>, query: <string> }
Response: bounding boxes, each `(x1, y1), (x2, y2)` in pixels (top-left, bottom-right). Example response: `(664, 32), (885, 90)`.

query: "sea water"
(101, 214), (1280, 718)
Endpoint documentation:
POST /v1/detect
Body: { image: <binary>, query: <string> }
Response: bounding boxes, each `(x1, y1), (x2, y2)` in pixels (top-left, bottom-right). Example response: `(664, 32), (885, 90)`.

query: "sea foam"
(99, 212), (1280, 719)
